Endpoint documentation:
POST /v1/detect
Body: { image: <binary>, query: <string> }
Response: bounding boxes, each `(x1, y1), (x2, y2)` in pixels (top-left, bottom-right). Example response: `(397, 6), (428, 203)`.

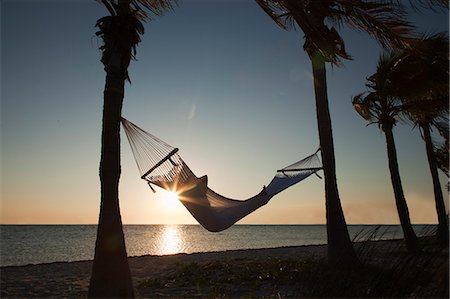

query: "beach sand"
(1, 239), (448, 298)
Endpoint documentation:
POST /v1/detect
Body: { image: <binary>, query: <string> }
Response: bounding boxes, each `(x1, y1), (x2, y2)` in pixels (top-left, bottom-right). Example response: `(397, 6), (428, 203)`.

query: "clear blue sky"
(1, 0), (448, 224)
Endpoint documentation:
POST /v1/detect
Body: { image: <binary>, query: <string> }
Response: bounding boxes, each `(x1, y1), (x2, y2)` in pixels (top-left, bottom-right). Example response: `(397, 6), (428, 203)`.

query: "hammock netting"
(121, 118), (322, 232)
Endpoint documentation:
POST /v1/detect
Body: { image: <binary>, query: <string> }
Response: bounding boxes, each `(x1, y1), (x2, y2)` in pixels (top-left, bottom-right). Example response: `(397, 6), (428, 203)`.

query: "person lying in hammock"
(179, 175), (208, 200)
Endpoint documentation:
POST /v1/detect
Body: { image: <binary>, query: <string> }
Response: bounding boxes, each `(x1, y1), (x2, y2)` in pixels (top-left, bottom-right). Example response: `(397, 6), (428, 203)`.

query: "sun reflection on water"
(158, 225), (184, 255)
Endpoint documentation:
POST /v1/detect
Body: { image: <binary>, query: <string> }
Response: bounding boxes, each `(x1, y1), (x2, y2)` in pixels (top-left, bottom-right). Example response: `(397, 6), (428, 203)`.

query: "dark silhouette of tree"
(389, 33), (449, 246)
(435, 139), (449, 178)
(88, 0), (175, 297)
(255, 0), (413, 264)
(434, 136), (449, 193)
(352, 51), (420, 253)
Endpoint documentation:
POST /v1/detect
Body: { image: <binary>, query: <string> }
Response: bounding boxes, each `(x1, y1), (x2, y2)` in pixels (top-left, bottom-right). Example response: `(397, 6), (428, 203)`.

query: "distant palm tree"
(389, 33), (449, 246)
(434, 137), (449, 193)
(255, 0), (413, 263)
(415, 111), (449, 246)
(352, 51), (420, 253)
(435, 139), (449, 178)
(88, 0), (175, 297)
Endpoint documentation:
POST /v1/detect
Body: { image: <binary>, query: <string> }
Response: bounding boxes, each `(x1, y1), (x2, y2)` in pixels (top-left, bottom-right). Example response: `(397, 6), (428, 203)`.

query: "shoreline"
(1, 238), (448, 298)
(1, 224), (438, 268)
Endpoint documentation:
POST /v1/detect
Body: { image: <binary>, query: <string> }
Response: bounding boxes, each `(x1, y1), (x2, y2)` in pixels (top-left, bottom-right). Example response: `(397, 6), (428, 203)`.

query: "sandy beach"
(1, 238), (448, 298)
(0, 244), (324, 298)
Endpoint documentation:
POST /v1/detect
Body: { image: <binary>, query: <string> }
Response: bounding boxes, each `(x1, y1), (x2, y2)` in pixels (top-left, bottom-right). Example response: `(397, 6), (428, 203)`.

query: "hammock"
(121, 118), (322, 232)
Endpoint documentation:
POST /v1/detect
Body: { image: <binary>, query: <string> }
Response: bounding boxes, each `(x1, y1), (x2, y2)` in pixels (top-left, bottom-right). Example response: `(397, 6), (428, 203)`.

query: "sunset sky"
(1, 0), (448, 225)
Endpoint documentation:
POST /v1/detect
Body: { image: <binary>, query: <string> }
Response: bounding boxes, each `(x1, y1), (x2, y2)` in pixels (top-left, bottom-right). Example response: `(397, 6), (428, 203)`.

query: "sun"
(159, 189), (183, 212)
(161, 189), (180, 206)
(166, 190), (179, 202)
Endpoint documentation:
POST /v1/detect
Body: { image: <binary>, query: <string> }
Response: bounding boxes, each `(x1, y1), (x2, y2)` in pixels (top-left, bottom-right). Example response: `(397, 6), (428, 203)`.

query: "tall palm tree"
(352, 51), (420, 253)
(435, 138), (449, 179)
(417, 112), (449, 246)
(88, 0), (175, 297)
(391, 33), (449, 246)
(434, 137), (449, 192)
(255, 0), (413, 263)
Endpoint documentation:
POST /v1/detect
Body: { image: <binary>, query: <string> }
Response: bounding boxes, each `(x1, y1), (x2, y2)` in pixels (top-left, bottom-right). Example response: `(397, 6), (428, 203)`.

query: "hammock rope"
(121, 117), (322, 232)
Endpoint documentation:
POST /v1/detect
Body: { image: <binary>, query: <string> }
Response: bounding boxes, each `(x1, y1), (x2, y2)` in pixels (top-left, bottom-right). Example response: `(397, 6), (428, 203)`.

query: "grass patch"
(137, 236), (448, 298)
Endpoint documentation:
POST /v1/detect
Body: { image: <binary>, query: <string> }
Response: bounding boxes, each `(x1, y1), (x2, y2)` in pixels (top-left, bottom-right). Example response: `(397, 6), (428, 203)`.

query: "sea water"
(0, 224), (435, 267)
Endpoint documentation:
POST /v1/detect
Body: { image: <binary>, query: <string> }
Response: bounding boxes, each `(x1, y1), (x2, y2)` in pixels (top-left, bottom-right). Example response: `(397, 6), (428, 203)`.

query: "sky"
(1, 0), (448, 225)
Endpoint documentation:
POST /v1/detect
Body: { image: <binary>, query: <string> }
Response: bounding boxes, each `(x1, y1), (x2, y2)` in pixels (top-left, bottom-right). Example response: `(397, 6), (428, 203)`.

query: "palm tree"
(434, 137), (449, 193)
(352, 51), (420, 253)
(255, 0), (413, 264)
(435, 138), (449, 179)
(391, 33), (449, 246)
(88, 0), (175, 297)
(417, 112), (449, 246)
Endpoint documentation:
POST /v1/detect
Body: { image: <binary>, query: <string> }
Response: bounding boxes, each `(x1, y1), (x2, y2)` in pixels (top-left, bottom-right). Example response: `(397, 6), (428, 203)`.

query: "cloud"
(188, 103), (196, 120)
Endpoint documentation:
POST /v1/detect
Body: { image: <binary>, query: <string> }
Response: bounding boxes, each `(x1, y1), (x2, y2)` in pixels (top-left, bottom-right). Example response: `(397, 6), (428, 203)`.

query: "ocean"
(0, 224), (436, 267)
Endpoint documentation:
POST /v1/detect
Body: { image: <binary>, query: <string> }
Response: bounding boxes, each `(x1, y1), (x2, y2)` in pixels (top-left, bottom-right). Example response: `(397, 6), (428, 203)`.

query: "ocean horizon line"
(1, 224), (437, 267)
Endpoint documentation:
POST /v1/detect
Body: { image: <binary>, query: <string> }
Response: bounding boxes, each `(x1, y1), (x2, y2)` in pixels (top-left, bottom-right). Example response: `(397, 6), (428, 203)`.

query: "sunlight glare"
(159, 225), (184, 255)
(166, 191), (179, 202)
(159, 189), (183, 212)
(162, 189), (179, 203)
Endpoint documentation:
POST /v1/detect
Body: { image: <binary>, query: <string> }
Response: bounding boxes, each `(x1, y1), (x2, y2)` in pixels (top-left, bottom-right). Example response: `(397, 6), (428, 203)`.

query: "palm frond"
(353, 49), (415, 131)
(389, 0), (448, 11)
(255, 0), (289, 29)
(362, 30), (449, 144)
(435, 140), (449, 177)
(98, 0), (116, 15)
(392, 33), (449, 130)
(351, 92), (387, 125)
(434, 118), (449, 140)
(432, 119), (449, 176)
(256, 0), (414, 65)
(95, 0), (177, 82)
(331, 0), (414, 50)
(97, 0), (177, 19)
(366, 50), (406, 99)
(131, 0), (177, 20)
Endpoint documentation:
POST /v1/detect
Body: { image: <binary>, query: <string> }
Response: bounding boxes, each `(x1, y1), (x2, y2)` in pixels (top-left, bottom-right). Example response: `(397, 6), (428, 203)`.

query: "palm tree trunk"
(311, 55), (357, 265)
(384, 128), (420, 253)
(89, 78), (134, 297)
(89, 1), (134, 296)
(88, 70), (134, 298)
(422, 124), (449, 246)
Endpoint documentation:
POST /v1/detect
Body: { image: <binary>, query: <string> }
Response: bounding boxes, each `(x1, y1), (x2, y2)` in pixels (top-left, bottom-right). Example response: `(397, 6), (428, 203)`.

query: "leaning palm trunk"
(422, 124), (449, 246)
(312, 55), (357, 264)
(384, 127), (420, 253)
